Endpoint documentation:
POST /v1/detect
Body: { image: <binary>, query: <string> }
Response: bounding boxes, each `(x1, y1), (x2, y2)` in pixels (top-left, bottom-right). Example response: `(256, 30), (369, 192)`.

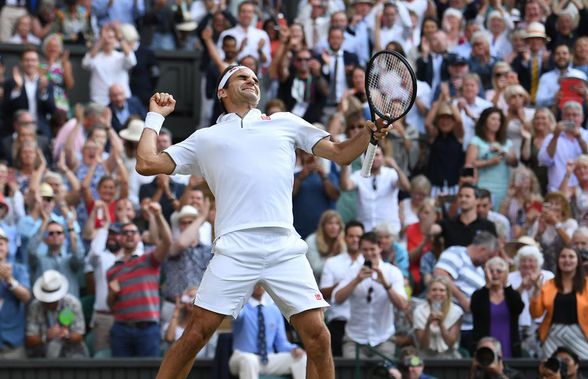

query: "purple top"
(490, 300), (512, 358)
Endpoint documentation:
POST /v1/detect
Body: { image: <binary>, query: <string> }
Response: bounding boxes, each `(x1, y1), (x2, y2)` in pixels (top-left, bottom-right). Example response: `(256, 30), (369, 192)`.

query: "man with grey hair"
(470, 337), (526, 379)
(572, 226), (588, 271)
(434, 231), (499, 354)
(538, 100), (588, 192)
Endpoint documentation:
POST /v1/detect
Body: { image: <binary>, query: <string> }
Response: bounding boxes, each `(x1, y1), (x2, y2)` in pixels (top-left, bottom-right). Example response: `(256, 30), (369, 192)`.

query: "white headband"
(217, 65), (248, 99)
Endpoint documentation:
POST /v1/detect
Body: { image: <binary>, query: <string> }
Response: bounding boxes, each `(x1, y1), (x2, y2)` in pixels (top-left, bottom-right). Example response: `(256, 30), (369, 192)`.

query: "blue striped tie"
(257, 304), (268, 365)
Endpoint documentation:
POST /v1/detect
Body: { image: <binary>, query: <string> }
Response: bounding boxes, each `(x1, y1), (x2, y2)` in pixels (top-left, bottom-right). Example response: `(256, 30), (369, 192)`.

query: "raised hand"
(149, 92), (176, 117)
(12, 66), (23, 89)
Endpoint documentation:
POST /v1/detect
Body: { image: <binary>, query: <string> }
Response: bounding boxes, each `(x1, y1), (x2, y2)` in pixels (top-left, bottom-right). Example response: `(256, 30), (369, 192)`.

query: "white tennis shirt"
(165, 109), (329, 238)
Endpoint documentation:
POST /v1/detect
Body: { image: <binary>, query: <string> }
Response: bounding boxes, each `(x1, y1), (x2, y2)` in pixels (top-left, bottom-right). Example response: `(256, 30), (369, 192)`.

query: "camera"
(563, 121), (576, 132)
(475, 346), (496, 367)
(543, 357), (567, 377)
(363, 260), (372, 269)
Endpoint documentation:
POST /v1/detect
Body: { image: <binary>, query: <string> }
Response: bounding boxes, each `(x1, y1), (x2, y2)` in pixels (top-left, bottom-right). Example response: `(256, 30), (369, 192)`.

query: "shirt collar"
(216, 108), (262, 124)
(248, 296), (266, 307)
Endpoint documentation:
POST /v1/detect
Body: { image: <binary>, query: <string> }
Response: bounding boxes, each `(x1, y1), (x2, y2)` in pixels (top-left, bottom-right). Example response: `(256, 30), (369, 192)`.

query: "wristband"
(8, 278), (19, 290)
(145, 112), (165, 134)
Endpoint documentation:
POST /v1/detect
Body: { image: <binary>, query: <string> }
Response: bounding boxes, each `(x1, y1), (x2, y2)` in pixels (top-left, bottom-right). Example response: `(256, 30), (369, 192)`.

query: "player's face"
(224, 68), (260, 106)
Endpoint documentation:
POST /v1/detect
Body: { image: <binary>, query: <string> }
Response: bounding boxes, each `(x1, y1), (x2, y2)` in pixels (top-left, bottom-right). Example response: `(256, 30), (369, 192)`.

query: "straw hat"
(171, 205), (199, 229)
(33, 270), (69, 303)
(505, 236), (539, 258)
(524, 22), (548, 39)
(119, 119), (145, 142)
(435, 102), (456, 120)
(39, 182), (54, 198)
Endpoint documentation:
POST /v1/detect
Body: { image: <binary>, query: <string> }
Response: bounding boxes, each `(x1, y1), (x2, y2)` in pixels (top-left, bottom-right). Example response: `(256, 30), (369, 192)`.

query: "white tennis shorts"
(194, 227), (329, 320)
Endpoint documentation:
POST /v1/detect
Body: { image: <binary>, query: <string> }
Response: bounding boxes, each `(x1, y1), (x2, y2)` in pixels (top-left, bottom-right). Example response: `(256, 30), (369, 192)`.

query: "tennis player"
(136, 65), (391, 379)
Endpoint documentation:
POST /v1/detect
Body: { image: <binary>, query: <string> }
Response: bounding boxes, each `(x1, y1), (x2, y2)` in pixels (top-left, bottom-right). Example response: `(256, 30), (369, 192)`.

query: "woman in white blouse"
(414, 276), (463, 358)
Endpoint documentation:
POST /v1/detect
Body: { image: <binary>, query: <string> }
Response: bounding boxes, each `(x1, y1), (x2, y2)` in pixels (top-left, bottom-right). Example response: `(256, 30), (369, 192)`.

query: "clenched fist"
(149, 92), (176, 117)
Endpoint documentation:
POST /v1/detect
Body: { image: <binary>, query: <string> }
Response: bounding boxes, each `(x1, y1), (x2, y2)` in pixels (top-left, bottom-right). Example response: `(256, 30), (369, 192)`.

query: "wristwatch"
(8, 277), (18, 290)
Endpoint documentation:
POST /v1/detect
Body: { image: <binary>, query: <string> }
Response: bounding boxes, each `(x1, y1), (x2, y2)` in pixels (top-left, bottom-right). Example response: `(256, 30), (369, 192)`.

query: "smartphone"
(460, 167), (475, 178)
(563, 121), (576, 131)
(431, 301), (442, 313)
(363, 260), (372, 269)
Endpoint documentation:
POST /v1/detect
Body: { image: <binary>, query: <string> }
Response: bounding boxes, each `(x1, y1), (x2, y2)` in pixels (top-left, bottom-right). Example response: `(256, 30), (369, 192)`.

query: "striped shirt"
(435, 246), (485, 330)
(107, 250), (160, 322)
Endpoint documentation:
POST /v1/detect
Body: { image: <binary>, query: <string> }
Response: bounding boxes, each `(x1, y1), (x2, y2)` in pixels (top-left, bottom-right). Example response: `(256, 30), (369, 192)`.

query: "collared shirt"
(535, 67), (588, 107)
(439, 215), (497, 248)
(81, 50), (137, 106)
(165, 109), (329, 238)
(319, 252), (365, 322)
(334, 260), (407, 345)
(0, 262), (29, 349)
(83, 228), (139, 312)
(27, 231), (85, 298)
(162, 243), (212, 300)
(217, 25), (272, 68)
(435, 245), (486, 330)
(538, 130), (588, 192)
(113, 102), (130, 127)
(26, 294), (85, 341)
(232, 297), (298, 354)
(349, 167), (400, 233)
(107, 250), (160, 322)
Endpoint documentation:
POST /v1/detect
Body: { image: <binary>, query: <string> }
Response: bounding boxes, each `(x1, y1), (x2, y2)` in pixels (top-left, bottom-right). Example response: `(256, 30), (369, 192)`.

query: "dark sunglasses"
(42, 197), (54, 202)
(48, 230), (64, 236)
(367, 286), (373, 303)
(122, 230), (138, 236)
(372, 177), (377, 191)
(296, 57), (311, 62)
(494, 71), (509, 77)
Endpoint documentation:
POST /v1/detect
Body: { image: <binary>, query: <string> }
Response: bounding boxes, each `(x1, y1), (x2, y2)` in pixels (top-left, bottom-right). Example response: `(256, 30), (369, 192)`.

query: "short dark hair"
(552, 346), (580, 364)
(345, 220), (365, 235)
(120, 222), (138, 231)
(360, 231), (379, 245)
(478, 188), (491, 200)
(46, 221), (63, 230)
(459, 183), (480, 198)
(21, 45), (38, 59)
(238, 0), (256, 13)
(222, 35), (237, 44)
(216, 65), (239, 113)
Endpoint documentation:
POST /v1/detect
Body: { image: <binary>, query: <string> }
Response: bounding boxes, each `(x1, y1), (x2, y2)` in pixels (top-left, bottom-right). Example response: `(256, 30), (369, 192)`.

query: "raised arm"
(136, 93), (177, 176)
(313, 119), (388, 166)
(149, 202), (173, 263)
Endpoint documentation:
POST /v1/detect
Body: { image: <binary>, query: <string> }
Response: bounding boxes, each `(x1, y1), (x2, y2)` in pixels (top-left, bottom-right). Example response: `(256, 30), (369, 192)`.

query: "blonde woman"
(485, 62), (513, 113)
(504, 84), (535, 158)
(560, 155), (588, 226)
(400, 175), (432, 230)
(520, 107), (556, 193)
(414, 276), (463, 358)
(41, 33), (74, 114)
(305, 210), (346, 281)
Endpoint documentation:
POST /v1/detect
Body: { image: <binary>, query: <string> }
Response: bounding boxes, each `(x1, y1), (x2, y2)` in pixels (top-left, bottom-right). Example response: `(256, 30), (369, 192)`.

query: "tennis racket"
(360, 50), (417, 177)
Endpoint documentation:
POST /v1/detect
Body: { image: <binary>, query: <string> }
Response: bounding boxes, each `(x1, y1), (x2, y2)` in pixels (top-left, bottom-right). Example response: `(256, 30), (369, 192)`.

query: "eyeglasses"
(122, 230), (138, 236)
(296, 57), (311, 62)
(372, 177), (377, 191)
(42, 197), (54, 202)
(48, 230), (64, 236)
(367, 286), (373, 303)
(494, 71), (509, 77)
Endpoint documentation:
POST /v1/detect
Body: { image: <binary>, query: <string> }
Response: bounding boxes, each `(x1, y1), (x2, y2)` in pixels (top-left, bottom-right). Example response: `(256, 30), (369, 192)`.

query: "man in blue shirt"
(0, 226), (31, 359)
(229, 285), (306, 379)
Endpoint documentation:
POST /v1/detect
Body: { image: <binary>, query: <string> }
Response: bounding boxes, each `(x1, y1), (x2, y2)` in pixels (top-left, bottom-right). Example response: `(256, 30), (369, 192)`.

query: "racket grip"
(361, 142), (377, 177)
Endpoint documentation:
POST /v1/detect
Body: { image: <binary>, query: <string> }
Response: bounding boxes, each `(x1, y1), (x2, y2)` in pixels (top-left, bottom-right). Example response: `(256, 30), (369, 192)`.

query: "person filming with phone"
(538, 100), (588, 193)
(333, 231), (408, 359)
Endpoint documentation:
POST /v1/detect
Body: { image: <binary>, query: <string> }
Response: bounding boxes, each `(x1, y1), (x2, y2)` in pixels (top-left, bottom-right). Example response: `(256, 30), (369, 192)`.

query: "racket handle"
(361, 142), (377, 177)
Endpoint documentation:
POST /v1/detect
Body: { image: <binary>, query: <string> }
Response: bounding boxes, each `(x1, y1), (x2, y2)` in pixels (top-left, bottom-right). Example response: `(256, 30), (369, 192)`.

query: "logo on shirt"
(261, 114), (271, 120)
(314, 293), (323, 301)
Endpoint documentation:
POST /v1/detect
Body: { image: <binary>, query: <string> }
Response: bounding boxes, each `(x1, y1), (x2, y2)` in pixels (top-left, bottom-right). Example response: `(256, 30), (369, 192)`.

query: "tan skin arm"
(137, 93), (393, 176)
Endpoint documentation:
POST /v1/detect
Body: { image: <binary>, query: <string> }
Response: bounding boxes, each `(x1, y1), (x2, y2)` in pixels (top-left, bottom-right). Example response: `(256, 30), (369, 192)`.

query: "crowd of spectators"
(3, 0), (588, 377)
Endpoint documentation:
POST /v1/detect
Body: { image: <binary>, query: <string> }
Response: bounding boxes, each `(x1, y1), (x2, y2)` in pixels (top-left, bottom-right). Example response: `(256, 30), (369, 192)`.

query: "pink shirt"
(53, 118), (85, 162)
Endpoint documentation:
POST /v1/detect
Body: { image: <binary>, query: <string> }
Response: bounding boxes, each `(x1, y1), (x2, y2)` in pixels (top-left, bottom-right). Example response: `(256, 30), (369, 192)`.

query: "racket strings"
(367, 54), (415, 119)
